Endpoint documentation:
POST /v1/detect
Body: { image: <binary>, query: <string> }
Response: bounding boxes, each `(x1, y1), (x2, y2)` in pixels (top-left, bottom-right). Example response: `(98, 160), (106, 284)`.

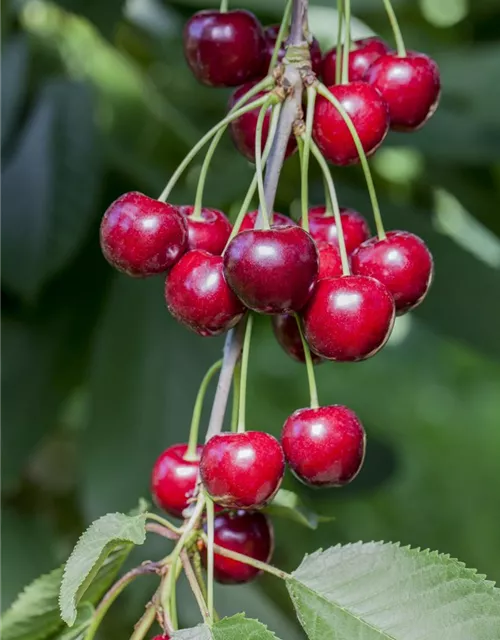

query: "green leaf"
(59, 512), (146, 626)
(287, 542), (500, 639)
(50, 603), (94, 640)
(172, 614), (281, 639)
(263, 489), (332, 530)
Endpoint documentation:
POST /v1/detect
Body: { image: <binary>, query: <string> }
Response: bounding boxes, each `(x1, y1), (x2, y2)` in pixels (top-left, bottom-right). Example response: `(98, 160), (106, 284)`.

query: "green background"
(2, 0), (500, 637)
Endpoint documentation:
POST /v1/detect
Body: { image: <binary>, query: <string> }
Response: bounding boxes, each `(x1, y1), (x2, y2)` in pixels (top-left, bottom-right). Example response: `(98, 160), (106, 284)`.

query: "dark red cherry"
(303, 275), (395, 361)
(272, 314), (323, 364)
(261, 24), (322, 75)
(100, 192), (188, 277)
(152, 635), (170, 640)
(223, 227), (318, 314)
(165, 250), (245, 336)
(365, 52), (440, 131)
(317, 241), (344, 279)
(151, 444), (202, 519)
(200, 432), (285, 509)
(322, 37), (391, 85)
(177, 206), (232, 255)
(281, 405), (365, 486)
(228, 83), (297, 162)
(201, 510), (273, 584)
(312, 82), (389, 166)
(351, 231), (433, 314)
(305, 206), (370, 255)
(239, 209), (297, 232)
(183, 10), (265, 87)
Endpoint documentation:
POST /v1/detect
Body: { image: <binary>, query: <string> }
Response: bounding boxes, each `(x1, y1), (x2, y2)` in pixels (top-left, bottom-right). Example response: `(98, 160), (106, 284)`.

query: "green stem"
(220, 0), (228, 11)
(129, 604), (156, 640)
(307, 137), (350, 275)
(293, 313), (319, 408)
(186, 360), (223, 460)
(268, 0), (293, 72)
(341, 0), (351, 83)
(237, 314), (254, 434)
(255, 98), (276, 230)
(206, 496), (215, 624)
(299, 86), (316, 232)
(335, 0), (344, 85)
(170, 563), (178, 630)
(317, 83), (386, 240)
(231, 361), (241, 432)
(324, 173), (334, 215)
(180, 550), (210, 622)
(145, 512), (181, 535)
(382, 0), (406, 56)
(191, 130), (224, 220)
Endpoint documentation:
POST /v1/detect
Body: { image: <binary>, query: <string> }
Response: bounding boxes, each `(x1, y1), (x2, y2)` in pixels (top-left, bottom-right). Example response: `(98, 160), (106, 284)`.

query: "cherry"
(228, 83), (297, 162)
(351, 231), (433, 314)
(151, 444), (202, 519)
(317, 241), (344, 279)
(223, 227), (318, 314)
(303, 275), (395, 361)
(312, 82), (389, 166)
(322, 37), (391, 85)
(200, 431), (285, 509)
(100, 192), (188, 277)
(183, 10), (265, 87)
(365, 52), (440, 131)
(200, 510), (273, 584)
(165, 250), (245, 337)
(261, 24), (322, 76)
(272, 314), (323, 364)
(151, 635), (170, 640)
(305, 206), (371, 254)
(239, 209), (297, 232)
(177, 206), (232, 255)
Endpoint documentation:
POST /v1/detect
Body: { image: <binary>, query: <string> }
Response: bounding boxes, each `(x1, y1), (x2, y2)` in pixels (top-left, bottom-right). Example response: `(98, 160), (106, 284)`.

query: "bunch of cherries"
(99, 0), (439, 615)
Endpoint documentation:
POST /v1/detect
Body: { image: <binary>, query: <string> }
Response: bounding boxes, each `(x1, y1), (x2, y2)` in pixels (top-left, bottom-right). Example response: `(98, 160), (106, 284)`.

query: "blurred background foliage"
(2, 0), (500, 636)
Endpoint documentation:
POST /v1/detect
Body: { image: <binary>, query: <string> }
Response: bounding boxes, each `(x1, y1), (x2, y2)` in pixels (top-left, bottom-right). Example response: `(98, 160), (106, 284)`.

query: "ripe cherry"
(281, 405), (365, 486)
(239, 209), (297, 231)
(228, 83), (297, 162)
(165, 250), (245, 336)
(152, 635), (170, 640)
(365, 52), (440, 131)
(200, 510), (274, 584)
(200, 431), (285, 509)
(303, 275), (395, 361)
(317, 241), (344, 279)
(312, 82), (389, 166)
(151, 444), (202, 518)
(223, 227), (318, 314)
(261, 24), (322, 75)
(322, 37), (390, 85)
(183, 10), (265, 87)
(351, 231), (433, 314)
(177, 206), (232, 255)
(272, 314), (323, 365)
(305, 206), (370, 255)
(100, 192), (188, 277)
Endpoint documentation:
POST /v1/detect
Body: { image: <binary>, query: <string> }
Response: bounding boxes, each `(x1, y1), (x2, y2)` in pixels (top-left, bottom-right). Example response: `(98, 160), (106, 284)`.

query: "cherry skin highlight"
(200, 431), (285, 509)
(261, 24), (322, 76)
(183, 10), (265, 87)
(365, 52), (440, 131)
(177, 206), (232, 255)
(239, 209), (297, 231)
(151, 444), (202, 518)
(351, 231), (433, 314)
(303, 275), (395, 361)
(272, 314), (323, 364)
(100, 192), (188, 277)
(312, 82), (389, 166)
(201, 510), (274, 584)
(322, 36), (391, 85)
(281, 405), (365, 487)
(165, 250), (245, 337)
(223, 227), (318, 314)
(305, 206), (370, 255)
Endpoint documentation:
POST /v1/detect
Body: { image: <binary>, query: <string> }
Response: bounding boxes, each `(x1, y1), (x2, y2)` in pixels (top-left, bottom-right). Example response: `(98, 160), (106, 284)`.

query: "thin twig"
(181, 550), (211, 621)
(146, 522), (179, 541)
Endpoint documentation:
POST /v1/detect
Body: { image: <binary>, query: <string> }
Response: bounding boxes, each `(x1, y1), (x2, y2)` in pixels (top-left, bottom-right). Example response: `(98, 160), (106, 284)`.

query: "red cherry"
(100, 192), (188, 277)
(165, 250), (245, 336)
(177, 206), (232, 255)
(306, 206), (371, 254)
(239, 209), (297, 232)
(351, 231), (433, 314)
(151, 635), (170, 640)
(303, 275), (395, 361)
(322, 37), (391, 84)
(228, 83), (297, 162)
(201, 510), (273, 584)
(151, 444), (202, 518)
(183, 10), (265, 87)
(272, 314), (323, 364)
(317, 241), (344, 279)
(312, 82), (389, 166)
(200, 432), (285, 509)
(365, 52), (440, 131)
(261, 24), (322, 76)
(223, 227), (318, 314)
(281, 405), (365, 486)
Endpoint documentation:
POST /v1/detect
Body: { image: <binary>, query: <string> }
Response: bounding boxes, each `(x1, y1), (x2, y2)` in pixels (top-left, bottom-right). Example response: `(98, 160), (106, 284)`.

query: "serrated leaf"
(51, 603), (94, 640)
(59, 512), (146, 626)
(287, 542), (500, 640)
(263, 489), (332, 530)
(172, 614), (281, 639)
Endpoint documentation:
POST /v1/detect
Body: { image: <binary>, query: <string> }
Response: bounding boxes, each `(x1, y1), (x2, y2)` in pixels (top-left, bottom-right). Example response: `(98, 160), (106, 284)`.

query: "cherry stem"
(299, 86), (316, 232)
(307, 137), (350, 275)
(341, 0), (351, 84)
(205, 495), (215, 623)
(255, 97), (277, 230)
(294, 313), (319, 408)
(268, 0), (293, 72)
(237, 314), (254, 434)
(170, 562), (179, 629)
(146, 522), (179, 541)
(180, 550), (210, 622)
(382, 0), (407, 57)
(230, 361), (241, 432)
(324, 173), (334, 215)
(219, 0), (229, 12)
(146, 512), (181, 535)
(130, 604), (157, 640)
(317, 83), (386, 240)
(335, 0), (344, 84)
(185, 360), (223, 460)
